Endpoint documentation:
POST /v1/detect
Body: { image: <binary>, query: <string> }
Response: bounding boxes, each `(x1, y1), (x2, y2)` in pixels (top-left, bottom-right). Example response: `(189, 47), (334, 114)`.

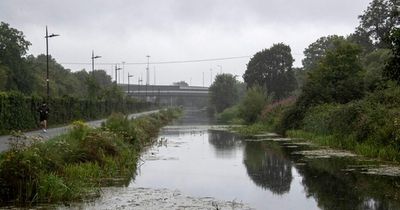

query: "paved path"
(0, 110), (160, 153)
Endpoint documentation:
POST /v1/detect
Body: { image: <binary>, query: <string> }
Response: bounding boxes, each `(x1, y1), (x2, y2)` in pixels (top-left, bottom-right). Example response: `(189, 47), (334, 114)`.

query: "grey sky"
(0, 0), (369, 86)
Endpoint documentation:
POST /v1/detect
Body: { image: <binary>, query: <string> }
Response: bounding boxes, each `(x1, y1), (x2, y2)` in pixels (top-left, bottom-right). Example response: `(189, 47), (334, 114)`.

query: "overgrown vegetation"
(214, 0), (400, 162)
(0, 108), (181, 204)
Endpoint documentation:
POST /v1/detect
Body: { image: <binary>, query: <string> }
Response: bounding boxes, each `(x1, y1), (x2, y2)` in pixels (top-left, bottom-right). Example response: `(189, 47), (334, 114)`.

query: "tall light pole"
(210, 68), (213, 86)
(122, 61), (125, 84)
(202, 72), (204, 87)
(91, 50), (101, 74)
(138, 77), (142, 98)
(146, 55), (150, 85)
(45, 26), (59, 100)
(128, 74), (133, 95)
(114, 64), (122, 84)
(217, 65), (222, 74)
(153, 66), (156, 85)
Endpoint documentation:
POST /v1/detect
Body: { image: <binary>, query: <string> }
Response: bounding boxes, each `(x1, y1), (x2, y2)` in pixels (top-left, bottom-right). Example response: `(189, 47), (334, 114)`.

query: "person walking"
(38, 102), (49, 132)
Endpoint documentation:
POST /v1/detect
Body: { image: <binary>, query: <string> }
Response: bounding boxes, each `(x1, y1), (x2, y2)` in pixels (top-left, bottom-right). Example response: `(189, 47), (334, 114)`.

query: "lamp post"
(217, 65), (222, 74)
(138, 77), (142, 99)
(128, 74), (133, 95)
(146, 55), (150, 85)
(210, 68), (213, 86)
(202, 71), (205, 87)
(91, 50), (101, 74)
(45, 26), (59, 100)
(114, 64), (122, 84)
(122, 61), (126, 84)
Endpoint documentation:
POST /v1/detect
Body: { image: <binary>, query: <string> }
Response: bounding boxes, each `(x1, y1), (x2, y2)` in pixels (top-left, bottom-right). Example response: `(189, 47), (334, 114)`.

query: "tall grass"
(0, 108), (181, 204)
(287, 130), (400, 162)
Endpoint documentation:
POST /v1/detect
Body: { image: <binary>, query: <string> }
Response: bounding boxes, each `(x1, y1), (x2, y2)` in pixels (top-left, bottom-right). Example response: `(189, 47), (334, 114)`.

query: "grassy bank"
(228, 90), (400, 163)
(232, 123), (271, 137)
(286, 130), (399, 162)
(0, 108), (181, 204)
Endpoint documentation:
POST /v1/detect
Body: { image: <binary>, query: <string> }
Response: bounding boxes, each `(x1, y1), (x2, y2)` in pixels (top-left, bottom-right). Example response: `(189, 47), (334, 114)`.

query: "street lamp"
(210, 68), (213, 86)
(45, 26), (59, 100)
(91, 50), (101, 74)
(146, 55), (150, 85)
(217, 65), (222, 74)
(114, 64), (122, 84)
(122, 61), (126, 84)
(202, 72), (205, 87)
(128, 74), (133, 95)
(138, 77), (143, 98)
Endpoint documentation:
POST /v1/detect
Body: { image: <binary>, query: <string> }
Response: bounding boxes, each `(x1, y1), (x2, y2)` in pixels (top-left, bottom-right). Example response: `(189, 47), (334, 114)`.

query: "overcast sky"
(0, 0), (370, 86)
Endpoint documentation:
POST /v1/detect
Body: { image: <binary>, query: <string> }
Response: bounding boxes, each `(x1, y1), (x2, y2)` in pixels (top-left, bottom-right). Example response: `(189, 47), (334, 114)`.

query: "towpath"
(0, 110), (160, 152)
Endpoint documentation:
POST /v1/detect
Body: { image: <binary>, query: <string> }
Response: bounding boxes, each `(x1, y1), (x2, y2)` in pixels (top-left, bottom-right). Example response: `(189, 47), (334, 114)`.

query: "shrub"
(239, 86), (267, 124)
(217, 105), (241, 124)
(260, 97), (296, 132)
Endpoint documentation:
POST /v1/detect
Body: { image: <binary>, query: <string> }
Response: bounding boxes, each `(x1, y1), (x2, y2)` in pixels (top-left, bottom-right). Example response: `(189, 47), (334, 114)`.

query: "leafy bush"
(260, 97), (296, 132)
(217, 105), (242, 124)
(239, 86), (267, 124)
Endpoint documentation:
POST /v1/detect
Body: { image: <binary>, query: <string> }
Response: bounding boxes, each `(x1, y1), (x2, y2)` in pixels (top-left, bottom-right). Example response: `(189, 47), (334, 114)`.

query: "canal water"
(65, 109), (400, 209)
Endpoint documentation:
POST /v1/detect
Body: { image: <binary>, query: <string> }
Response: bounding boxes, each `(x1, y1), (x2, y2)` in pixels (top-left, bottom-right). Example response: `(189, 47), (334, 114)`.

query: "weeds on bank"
(0, 108), (181, 204)
(232, 123), (271, 137)
(287, 130), (400, 162)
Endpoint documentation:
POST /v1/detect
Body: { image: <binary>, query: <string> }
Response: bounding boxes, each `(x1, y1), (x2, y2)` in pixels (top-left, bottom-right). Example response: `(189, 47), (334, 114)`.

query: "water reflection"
(244, 141), (293, 195)
(208, 130), (242, 158)
(173, 108), (214, 125)
(36, 110), (400, 210)
(293, 158), (400, 210)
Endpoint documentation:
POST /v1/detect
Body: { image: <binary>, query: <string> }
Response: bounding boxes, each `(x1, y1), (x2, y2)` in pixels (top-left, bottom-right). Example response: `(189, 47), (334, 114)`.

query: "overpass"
(118, 84), (209, 107)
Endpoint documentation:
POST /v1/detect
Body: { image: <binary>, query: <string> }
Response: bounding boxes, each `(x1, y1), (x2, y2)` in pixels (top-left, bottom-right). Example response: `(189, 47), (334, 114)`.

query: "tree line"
(0, 22), (122, 99)
(0, 22), (147, 132)
(209, 0), (400, 161)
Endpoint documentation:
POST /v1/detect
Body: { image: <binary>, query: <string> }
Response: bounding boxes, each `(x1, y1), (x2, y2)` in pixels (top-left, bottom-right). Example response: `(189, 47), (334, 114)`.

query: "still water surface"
(133, 127), (318, 209)
(66, 110), (400, 209)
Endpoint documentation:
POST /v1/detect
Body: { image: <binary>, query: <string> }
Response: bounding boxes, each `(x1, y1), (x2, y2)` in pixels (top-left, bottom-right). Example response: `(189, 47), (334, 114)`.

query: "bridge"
(118, 84), (209, 107)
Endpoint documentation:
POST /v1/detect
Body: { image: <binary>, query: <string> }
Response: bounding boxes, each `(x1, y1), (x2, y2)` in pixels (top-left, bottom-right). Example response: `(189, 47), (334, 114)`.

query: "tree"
(300, 40), (364, 106)
(362, 48), (391, 91)
(384, 28), (400, 83)
(293, 67), (306, 90)
(209, 73), (239, 113)
(243, 43), (297, 100)
(302, 35), (345, 71)
(0, 65), (8, 90)
(0, 22), (31, 66)
(0, 22), (33, 93)
(93, 70), (113, 88)
(101, 84), (124, 100)
(355, 0), (399, 49)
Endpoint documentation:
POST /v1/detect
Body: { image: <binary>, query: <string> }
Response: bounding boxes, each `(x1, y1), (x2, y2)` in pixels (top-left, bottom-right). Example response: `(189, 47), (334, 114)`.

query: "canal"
(63, 109), (400, 209)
